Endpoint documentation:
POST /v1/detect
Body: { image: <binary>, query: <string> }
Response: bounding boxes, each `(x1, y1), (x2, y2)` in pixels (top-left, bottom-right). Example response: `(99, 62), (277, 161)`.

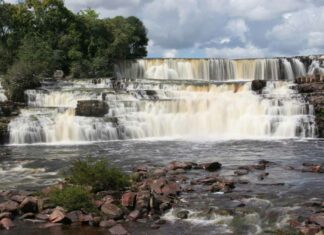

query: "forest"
(0, 0), (148, 101)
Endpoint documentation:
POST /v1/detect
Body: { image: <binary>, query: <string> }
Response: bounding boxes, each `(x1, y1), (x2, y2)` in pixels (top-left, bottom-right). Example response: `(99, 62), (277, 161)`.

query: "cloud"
(205, 44), (267, 59)
(163, 49), (178, 58)
(4, 0), (324, 58)
(226, 19), (249, 43)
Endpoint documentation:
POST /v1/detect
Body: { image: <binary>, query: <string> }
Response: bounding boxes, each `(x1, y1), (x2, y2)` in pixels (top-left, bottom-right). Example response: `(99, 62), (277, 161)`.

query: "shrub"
(3, 61), (41, 102)
(49, 185), (94, 212)
(65, 158), (130, 193)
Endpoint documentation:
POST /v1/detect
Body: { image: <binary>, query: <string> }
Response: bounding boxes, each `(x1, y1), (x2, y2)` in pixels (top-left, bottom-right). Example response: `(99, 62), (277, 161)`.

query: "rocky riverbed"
(1, 158), (324, 235)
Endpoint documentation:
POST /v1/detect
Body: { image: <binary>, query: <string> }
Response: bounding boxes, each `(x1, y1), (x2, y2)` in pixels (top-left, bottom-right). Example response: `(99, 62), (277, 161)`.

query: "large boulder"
(75, 100), (108, 117)
(251, 80), (267, 93)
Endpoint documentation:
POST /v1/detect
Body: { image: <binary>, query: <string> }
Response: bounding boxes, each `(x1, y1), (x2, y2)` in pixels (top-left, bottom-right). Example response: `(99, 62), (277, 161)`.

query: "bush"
(49, 185), (94, 212)
(3, 61), (41, 102)
(65, 158), (130, 193)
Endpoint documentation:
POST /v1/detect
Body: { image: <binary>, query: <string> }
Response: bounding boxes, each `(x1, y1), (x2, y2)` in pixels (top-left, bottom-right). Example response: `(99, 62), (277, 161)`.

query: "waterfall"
(8, 78), (315, 144)
(292, 58), (307, 77)
(115, 58), (284, 81)
(281, 59), (294, 80)
(0, 80), (8, 102)
(308, 60), (324, 75)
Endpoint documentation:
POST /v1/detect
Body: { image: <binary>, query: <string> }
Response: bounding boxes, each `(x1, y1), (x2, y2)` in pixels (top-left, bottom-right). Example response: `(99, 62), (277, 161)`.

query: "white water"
(115, 58), (311, 81)
(8, 78), (315, 144)
(0, 80), (7, 102)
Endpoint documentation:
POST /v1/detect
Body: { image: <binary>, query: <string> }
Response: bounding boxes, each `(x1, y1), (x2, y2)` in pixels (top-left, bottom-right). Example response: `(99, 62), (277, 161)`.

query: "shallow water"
(1, 139), (324, 234)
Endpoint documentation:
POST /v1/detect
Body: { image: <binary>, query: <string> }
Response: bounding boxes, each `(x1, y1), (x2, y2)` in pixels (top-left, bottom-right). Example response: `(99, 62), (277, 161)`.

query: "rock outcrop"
(251, 80), (267, 93)
(0, 101), (20, 144)
(297, 82), (324, 137)
(75, 100), (109, 117)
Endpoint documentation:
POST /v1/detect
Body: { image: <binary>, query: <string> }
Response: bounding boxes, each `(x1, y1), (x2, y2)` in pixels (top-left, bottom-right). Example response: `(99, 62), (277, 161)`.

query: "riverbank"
(1, 156), (324, 235)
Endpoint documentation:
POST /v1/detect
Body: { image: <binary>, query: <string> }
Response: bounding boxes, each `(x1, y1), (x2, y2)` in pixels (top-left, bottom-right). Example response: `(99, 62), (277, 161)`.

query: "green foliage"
(49, 185), (94, 212)
(3, 60), (41, 102)
(66, 158), (130, 193)
(0, 0), (148, 100)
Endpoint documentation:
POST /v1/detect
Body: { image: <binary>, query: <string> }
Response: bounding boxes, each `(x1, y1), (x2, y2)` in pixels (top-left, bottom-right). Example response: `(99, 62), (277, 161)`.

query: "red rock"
(19, 213), (35, 219)
(121, 192), (136, 208)
(0, 218), (15, 230)
(109, 224), (130, 235)
(151, 178), (167, 194)
(10, 195), (26, 203)
(309, 213), (324, 227)
(99, 219), (117, 228)
(161, 182), (180, 196)
(49, 208), (67, 223)
(128, 210), (141, 221)
(134, 165), (149, 172)
(298, 224), (321, 234)
(19, 196), (38, 213)
(197, 176), (221, 185)
(166, 161), (192, 171)
(136, 191), (150, 211)
(101, 203), (123, 220)
(0, 201), (19, 213)
(80, 214), (93, 223)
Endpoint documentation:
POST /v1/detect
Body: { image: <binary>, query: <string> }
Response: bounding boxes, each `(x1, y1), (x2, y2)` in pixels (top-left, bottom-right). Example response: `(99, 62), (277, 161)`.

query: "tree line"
(0, 0), (148, 101)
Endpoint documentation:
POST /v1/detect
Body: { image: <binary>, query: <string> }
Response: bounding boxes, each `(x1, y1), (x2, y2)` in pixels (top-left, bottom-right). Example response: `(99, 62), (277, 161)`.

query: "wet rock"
(75, 100), (108, 117)
(101, 203), (124, 220)
(251, 80), (266, 93)
(109, 224), (130, 235)
(0, 212), (12, 220)
(176, 210), (189, 219)
(134, 165), (149, 172)
(136, 191), (150, 211)
(161, 182), (180, 196)
(150, 223), (160, 229)
(128, 210), (141, 221)
(298, 224), (321, 234)
(121, 192), (136, 209)
(19, 196), (38, 213)
(10, 195), (26, 204)
(209, 180), (235, 193)
(19, 212), (35, 220)
(151, 178), (167, 195)
(152, 168), (167, 177)
(66, 210), (83, 223)
(154, 219), (167, 225)
(159, 202), (172, 212)
(196, 175), (222, 185)
(49, 208), (70, 224)
(0, 218), (15, 230)
(199, 162), (222, 172)
(35, 213), (49, 221)
(234, 169), (249, 176)
(99, 219), (117, 228)
(258, 172), (269, 180)
(0, 200), (19, 213)
(166, 161), (192, 171)
(309, 213), (324, 227)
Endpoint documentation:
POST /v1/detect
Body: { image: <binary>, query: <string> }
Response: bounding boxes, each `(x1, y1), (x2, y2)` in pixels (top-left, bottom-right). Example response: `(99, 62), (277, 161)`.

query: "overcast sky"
(6, 0), (324, 58)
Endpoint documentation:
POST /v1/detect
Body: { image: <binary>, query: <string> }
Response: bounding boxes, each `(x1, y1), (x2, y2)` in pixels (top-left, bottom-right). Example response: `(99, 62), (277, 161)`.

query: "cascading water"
(0, 80), (7, 102)
(8, 76), (315, 144)
(115, 58), (307, 81)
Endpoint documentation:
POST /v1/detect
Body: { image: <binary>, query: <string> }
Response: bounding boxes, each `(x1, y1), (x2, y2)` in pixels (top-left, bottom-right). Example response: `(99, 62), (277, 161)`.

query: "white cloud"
(163, 49), (178, 58)
(205, 44), (267, 59)
(226, 19), (249, 43)
(4, 0), (324, 58)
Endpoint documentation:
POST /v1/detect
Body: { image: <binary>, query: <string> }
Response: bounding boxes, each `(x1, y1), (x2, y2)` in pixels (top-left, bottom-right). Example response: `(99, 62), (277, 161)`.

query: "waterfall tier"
(8, 78), (315, 144)
(0, 81), (7, 102)
(114, 58), (311, 81)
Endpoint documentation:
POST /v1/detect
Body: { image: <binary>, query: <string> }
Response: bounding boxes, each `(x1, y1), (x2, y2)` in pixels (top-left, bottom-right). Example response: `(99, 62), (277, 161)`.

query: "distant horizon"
(4, 0), (324, 59)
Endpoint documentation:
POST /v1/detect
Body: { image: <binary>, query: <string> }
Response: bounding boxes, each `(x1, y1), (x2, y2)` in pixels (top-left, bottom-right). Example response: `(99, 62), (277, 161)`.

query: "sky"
(5, 0), (324, 58)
